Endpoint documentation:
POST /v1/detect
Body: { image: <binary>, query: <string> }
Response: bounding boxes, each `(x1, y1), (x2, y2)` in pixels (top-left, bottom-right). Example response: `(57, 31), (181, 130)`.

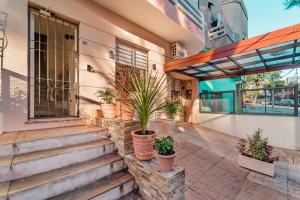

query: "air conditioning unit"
(171, 42), (187, 59)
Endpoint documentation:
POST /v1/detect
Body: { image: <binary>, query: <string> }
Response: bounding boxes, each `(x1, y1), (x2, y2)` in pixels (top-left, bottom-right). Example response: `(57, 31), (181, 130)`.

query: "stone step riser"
(6, 159), (124, 200)
(91, 179), (135, 200)
(0, 143), (115, 182)
(0, 130), (108, 157)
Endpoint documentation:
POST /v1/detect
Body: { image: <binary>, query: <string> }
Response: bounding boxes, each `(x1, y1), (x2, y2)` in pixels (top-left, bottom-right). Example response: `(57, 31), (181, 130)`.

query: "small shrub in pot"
(164, 100), (181, 119)
(155, 136), (176, 172)
(164, 100), (181, 133)
(236, 128), (279, 176)
(96, 88), (116, 119)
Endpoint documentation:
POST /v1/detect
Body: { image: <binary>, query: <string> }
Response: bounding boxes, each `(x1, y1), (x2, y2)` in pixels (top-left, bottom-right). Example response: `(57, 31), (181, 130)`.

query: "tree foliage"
(245, 71), (282, 89)
(283, 0), (300, 9)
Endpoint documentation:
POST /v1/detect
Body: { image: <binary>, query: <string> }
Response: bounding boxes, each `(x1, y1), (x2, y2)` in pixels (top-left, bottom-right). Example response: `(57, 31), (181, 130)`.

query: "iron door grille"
(28, 8), (79, 118)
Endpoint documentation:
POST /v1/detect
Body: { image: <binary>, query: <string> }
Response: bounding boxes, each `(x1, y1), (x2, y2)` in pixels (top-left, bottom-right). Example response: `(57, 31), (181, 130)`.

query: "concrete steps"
(0, 154), (124, 200)
(49, 171), (136, 200)
(0, 139), (116, 182)
(0, 125), (108, 157)
(0, 125), (137, 200)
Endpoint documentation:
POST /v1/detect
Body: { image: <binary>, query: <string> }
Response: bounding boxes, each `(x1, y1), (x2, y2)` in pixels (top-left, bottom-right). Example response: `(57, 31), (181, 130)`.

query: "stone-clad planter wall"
(102, 119), (140, 157)
(125, 154), (185, 200)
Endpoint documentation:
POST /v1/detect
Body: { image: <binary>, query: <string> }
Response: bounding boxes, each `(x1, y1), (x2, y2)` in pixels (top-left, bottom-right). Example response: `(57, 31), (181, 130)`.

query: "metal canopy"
(164, 23), (300, 80)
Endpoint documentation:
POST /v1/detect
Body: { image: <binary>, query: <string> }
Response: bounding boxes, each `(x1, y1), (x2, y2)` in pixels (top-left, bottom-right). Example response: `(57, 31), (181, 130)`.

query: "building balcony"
(93, 0), (206, 54)
(209, 24), (242, 43)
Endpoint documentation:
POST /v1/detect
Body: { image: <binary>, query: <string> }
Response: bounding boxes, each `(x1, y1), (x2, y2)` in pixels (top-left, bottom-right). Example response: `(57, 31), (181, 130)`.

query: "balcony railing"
(209, 24), (242, 42)
(169, 0), (205, 31)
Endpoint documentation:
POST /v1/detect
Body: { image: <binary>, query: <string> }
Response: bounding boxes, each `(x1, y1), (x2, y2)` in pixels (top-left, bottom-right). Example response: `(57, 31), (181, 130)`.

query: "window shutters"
(116, 41), (148, 69)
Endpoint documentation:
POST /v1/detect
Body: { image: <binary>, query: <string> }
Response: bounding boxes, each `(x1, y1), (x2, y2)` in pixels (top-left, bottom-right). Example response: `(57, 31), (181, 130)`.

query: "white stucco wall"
(0, 0), (169, 132)
(195, 113), (300, 150)
(186, 80), (300, 150)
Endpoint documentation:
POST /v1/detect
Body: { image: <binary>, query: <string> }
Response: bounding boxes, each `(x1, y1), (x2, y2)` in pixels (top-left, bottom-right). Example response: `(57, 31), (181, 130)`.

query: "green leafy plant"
(236, 128), (279, 163)
(283, 0), (300, 9)
(164, 100), (181, 119)
(96, 88), (116, 104)
(155, 136), (175, 155)
(116, 72), (169, 134)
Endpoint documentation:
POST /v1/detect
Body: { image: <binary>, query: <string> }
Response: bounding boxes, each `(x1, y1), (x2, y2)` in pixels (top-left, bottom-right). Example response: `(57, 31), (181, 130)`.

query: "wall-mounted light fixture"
(152, 64), (156, 70)
(87, 64), (95, 72)
(109, 50), (114, 59)
(82, 40), (88, 45)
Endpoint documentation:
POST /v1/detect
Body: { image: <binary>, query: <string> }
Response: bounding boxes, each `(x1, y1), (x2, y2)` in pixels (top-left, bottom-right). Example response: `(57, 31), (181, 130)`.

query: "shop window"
(242, 87), (298, 116)
(200, 91), (235, 113)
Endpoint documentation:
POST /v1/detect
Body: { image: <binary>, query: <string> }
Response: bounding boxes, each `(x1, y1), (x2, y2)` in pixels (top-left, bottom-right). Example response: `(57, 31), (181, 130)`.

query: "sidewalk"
(149, 121), (300, 200)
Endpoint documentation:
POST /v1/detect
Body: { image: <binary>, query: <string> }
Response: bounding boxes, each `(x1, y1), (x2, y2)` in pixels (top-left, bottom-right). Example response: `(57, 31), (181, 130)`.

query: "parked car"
(281, 99), (294, 106)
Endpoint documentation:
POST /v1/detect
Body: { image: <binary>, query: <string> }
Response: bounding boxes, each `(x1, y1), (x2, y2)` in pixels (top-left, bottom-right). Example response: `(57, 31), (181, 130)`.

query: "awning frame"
(164, 23), (300, 81)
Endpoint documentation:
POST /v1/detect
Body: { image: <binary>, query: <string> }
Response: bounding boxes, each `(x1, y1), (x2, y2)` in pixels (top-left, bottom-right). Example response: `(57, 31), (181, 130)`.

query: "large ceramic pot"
(131, 130), (157, 161)
(116, 100), (134, 121)
(101, 103), (116, 119)
(158, 152), (176, 172)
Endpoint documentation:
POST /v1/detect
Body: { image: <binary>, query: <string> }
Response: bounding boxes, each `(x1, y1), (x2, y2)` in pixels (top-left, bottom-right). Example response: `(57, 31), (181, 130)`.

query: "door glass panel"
(29, 8), (78, 118)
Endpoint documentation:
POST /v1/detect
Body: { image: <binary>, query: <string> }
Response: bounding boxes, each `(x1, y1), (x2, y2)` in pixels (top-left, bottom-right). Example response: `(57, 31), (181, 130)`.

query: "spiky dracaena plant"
(99, 66), (135, 99)
(118, 72), (168, 134)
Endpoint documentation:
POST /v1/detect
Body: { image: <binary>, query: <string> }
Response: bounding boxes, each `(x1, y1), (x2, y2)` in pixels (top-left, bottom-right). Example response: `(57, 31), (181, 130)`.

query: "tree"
(243, 71), (282, 104)
(283, 0), (300, 9)
(245, 71), (282, 89)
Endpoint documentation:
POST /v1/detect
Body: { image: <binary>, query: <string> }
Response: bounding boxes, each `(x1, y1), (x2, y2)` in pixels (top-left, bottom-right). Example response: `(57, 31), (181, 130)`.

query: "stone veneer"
(102, 119), (140, 157)
(125, 154), (185, 200)
(91, 117), (186, 199)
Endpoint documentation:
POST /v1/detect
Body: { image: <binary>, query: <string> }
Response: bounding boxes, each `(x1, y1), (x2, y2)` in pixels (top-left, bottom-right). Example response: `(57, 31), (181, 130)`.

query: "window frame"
(241, 86), (299, 117)
(199, 90), (236, 114)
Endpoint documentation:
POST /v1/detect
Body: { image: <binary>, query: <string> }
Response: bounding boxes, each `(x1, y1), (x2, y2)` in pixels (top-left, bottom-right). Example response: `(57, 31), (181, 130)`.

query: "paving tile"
(152, 122), (300, 200)
(185, 186), (213, 200)
(288, 181), (300, 199)
(194, 148), (223, 164)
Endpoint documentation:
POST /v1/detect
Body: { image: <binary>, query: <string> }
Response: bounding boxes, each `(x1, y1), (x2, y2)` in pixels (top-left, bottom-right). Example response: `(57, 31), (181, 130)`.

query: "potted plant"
(96, 88), (116, 119)
(155, 136), (176, 172)
(236, 128), (279, 176)
(118, 72), (168, 160)
(164, 100), (181, 133)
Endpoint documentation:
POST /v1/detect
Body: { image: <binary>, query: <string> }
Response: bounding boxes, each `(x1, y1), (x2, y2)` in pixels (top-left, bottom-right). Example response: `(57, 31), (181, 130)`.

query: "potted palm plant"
(155, 136), (176, 172)
(236, 128), (279, 176)
(164, 100), (181, 133)
(118, 72), (168, 160)
(96, 88), (116, 119)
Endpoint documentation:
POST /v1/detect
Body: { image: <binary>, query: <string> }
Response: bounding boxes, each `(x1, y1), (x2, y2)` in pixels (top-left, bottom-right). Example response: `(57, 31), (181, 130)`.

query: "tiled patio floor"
(150, 122), (300, 200)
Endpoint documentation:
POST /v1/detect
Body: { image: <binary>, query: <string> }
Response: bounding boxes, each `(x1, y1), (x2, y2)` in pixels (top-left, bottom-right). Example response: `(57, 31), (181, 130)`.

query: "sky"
(244, 0), (300, 78)
(244, 0), (300, 37)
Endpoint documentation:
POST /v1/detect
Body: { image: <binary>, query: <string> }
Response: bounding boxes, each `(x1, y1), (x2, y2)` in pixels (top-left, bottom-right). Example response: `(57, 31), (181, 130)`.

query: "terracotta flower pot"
(101, 103), (116, 119)
(95, 109), (103, 118)
(158, 152), (176, 172)
(131, 130), (157, 161)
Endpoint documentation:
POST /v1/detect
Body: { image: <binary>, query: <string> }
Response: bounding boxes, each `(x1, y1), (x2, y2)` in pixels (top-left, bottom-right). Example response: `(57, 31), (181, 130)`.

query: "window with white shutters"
(116, 40), (148, 69)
